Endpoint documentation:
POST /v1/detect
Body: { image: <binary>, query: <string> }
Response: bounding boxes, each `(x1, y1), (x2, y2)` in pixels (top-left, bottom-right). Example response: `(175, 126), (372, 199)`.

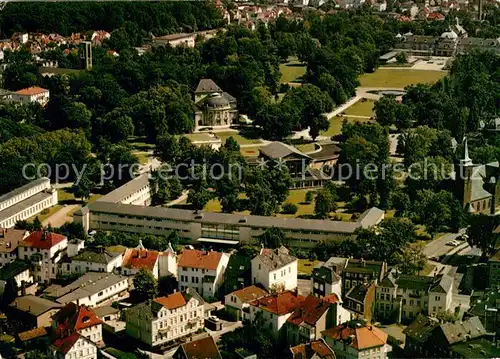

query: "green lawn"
(133, 151), (151, 165)
(322, 116), (375, 137)
(359, 69), (446, 88)
(344, 99), (375, 117)
(58, 188), (76, 203)
(183, 133), (217, 142)
(29, 205), (63, 223)
(215, 131), (262, 145)
(278, 189), (315, 217)
(280, 59), (307, 84)
(298, 259), (320, 275)
(419, 262), (436, 276)
(295, 143), (316, 154)
(128, 136), (155, 152)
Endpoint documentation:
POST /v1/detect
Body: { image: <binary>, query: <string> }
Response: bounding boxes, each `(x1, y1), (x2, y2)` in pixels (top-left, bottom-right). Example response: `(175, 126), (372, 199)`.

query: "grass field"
(58, 188), (75, 203)
(294, 143), (316, 154)
(298, 259), (320, 275)
(278, 189), (315, 217)
(183, 133), (216, 142)
(133, 151), (151, 165)
(29, 205), (63, 223)
(359, 69), (446, 88)
(322, 116), (375, 137)
(280, 58), (307, 84)
(216, 131), (262, 145)
(344, 99), (375, 117)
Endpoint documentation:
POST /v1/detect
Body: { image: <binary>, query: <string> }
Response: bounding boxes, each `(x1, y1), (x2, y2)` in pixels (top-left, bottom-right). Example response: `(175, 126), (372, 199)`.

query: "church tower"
(457, 138), (475, 207)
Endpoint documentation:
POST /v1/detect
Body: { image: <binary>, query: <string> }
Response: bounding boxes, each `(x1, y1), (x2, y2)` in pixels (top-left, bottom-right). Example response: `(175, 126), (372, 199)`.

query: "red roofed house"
(289, 339), (336, 359)
(177, 249), (230, 300)
(12, 86), (50, 106)
(173, 335), (222, 359)
(122, 247), (160, 278)
(248, 290), (305, 339)
(125, 288), (206, 347)
(49, 332), (97, 359)
(19, 231), (68, 283)
(322, 322), (391, 359)
(52, 303), (103, 346)
(224, 285), (269, 321)
(286, 294), (351, 345)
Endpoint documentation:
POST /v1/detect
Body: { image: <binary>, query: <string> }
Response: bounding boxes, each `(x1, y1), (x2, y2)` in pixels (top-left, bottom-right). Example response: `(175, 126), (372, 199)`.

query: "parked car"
(446, 240), (459, 246)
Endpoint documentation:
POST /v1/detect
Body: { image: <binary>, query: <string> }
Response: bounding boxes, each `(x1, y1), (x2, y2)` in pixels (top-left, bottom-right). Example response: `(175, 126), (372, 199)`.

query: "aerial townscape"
(0, 0), (499, 358)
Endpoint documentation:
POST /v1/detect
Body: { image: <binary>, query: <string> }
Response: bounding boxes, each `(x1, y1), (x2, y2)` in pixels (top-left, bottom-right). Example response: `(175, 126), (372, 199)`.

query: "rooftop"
(122, 248), (159, 271)
(255, 246), (297, 271)
(10, 295), (63, 316)
(195, 79), (222, 94)
(438, 316), (486, 345)
(403, 315), (439, 342)
(52, 333), (88, 354)
(178, 335), (222, 359)
(0, 228), (28, 253)
(260, 141), (311, 160)
(230, 285), (268, 303)
(15, 86), (49, 96)
(178, 249), (223, 270)
(290, 339), (336, 359)
(20, 230), (67, 250)
(18, 326), (47, 342)
(52, 303), (103, 332)
(154, 292), (187, 310)
(249, 290), (305, 316)
(0, 260), (30, 280)
(287, 294), (338, 326)
(0, 191), (53, 223)
(322, 323), (388, 351)
(97, 174), (149, 204)
(72, 247), (122, 264)
(451, 338), (500, 358)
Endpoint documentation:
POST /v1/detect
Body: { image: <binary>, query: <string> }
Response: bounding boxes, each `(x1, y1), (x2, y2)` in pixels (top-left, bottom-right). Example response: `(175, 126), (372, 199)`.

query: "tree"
(396, 52), (407, 64)
(158, 275), (178, 296)
(133, 267), (158, 301)
(314, 190), (336, 219)
(71, 172), (94, 201)
(374, 95), (398, 127)
(259, 227), (286, 249)
(467, 214), (500, 257)
(436, 310), (459, 323)
(62, 102), (92, 135)
(398, 241), (427, 274)
(98, 109), (134, 143)
(25, 350), (47, 359)
(305, 191), (314, 203)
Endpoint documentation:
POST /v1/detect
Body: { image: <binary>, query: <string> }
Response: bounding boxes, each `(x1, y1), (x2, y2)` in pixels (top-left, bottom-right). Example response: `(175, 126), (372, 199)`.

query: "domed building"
(193, 79), (238, 131)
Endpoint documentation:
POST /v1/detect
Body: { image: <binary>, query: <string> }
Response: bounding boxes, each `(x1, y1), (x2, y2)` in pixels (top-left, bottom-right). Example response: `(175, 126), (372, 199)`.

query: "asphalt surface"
(423, 229), (467, 258)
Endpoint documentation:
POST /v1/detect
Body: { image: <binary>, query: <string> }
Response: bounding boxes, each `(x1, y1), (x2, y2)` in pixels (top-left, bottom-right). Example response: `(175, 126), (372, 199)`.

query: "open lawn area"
(279, 189), (315, 217)
(29, 205), (63, 223)
(322, 116), (375, 137)
(294, 143), (316, 154)
(183, 133), (217, 142)
(127, 136), (155, 152)
(280, 58), (307, 84)
(344, 99), (375, 117)
(215, 131), (263, 145)
(359, 69), (446, 88)
(58, 188), (75, 203)
(298, 259), (320, 275)
(132, 151), (151, 165)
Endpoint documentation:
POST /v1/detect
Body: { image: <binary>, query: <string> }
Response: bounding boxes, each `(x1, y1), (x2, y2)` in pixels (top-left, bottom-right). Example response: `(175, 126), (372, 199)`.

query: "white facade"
(158, 250), (177, 278)
(79, 324), (102, 344)
(60, 277), (129, 307)
(248, 304), (292, 338)
(428, 289), (453, 316)
(11, 268), (33, 288)
(19, 237), (68, 283)
(326, 340), (391, 359)
(0, 178), (58, 228)
(251, 250), (297, 292)
(50, 336), (97, 359)
(63, 255), (122, 275)
(11, 87), (50, 106)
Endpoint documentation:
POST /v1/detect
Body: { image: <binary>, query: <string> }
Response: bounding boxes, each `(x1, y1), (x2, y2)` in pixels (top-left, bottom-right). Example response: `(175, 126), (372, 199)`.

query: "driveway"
(42, 204), (80, 227)
(423, 229), (466, 258)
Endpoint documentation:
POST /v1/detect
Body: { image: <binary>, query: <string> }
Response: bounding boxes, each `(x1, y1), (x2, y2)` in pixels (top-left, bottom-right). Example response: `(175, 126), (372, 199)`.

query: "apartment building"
(12, 86), (50, 106)
(0, 228), (29, 267)
(322, 323), (391, 359)
(311, 257), (343, 299)
(96, 174), (151, 206)
(375, 269), (455, 323)
(177, 249), (229, 299)
(60, 246), (122, 275)
(152, 33), (196, 48)
(49, 333), (98, 359)
(44, 272), (129, 307)
(19, 231), (68, 283)
(0, 260), (33, 292)
(52, 303), (103, 345)
(251, 246), (297, 292)
(225, 285), (268, 321)
(248, 291), (305, 339)
(125, 288), (206, 347)
(0, 177), (58, 228)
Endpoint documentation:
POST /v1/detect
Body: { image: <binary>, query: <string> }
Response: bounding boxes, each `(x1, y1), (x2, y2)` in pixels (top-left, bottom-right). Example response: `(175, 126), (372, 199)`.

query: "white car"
(210, 316), (219, 322)
(446, 240), (459, 246)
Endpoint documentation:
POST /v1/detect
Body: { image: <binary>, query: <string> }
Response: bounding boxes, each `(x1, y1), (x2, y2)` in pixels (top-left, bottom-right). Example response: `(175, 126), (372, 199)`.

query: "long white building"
(0, 178), (58, 228)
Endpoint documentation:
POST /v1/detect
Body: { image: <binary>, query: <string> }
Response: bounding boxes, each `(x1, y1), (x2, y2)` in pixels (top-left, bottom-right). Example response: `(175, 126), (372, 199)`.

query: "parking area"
(411, 57), (450, 71)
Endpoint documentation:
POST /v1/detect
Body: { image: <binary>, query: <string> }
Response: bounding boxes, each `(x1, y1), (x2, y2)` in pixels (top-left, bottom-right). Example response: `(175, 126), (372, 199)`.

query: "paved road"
(42, 204), (80, 227)
(423, 229), (466, 258)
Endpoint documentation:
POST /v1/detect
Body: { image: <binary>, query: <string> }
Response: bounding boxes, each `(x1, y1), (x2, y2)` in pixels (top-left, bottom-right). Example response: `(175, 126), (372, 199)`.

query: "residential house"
(177, 249), (230, 299)
(158, 242), (178, 278)
(52, 303), (103, 345)
(341, 258), (387, 295)
(90, 30), (111, 46)
(248, 290), (305, 339)
(125, 288), (206, 347)
(0, 260), (33, 295)
(49, 333), (98, 359)
(9, 295), (63, 328)
(11, 86), (50, 106)
(288, 339), (336, 359)
(488, 247), (500, 288)
(0, 89), (13, 102)
(375, 269), (456, 323)
(0, 228), (28, 267)
(251, 246), (297, 292)
(225, 285), (268, 321)
(19, 230), (68, 283)
(152, 33), (197, 48)
(466, 286), (500, 336)
(312, 257), (343, 299)
(61, 246), (122, 275)
(173, 335), (222, 359)
(344, 282), (376, 322)
(403, 315), (491, 358)
(286, 294), (350, 345)
(44, 272), (129, 307)
(322, 322), (391, 359)
(17, 326), (48, 348)
(223, 254), (252, 294)
(122, 247), (160, 278)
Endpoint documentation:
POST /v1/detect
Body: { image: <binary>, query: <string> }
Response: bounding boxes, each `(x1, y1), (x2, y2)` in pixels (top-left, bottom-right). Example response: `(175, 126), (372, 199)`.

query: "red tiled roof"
(122, 249), (159, 271)
(15, 86), (48, 96)
(250, 291), (305, 316)
(290, 339), (336, 359)
(179, 335), (222, 359)
(178, 249), (223, 270)
(52, 333), (81, 354)
(53, 303), (103, 333)
(287, 294), (336, 326)
(322, 324), (388, 351)
(18, 327), (47, 342)
(21, 231), (66, 250)
(231, 285), (268, 303)
(154, 292), (186, 310)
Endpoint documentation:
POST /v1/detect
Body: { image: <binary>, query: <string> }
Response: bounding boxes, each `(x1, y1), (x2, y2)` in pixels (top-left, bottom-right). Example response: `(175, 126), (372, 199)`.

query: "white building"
(52, 303), (103, 345)
(61, 247), (122, 275)
(122, 246), (160, 278)
(0, 228), (29, 267)
(177, 249), (230, 299)
(44, 272), (129, 307)
(125, 288), (206, 347)
(11, 86), (50, 106)
(96, 174), (151, 206)
(248, 290), (305, 339)
(0, 260), (33, 292)
(224, 285), (269, 321)
(0, 178), (58, 229)
(49, 333), (97, 359)
(311, 257), (343, 299)
(152, 33), (196, 48)
(19, 231), (68, 283)
(251, 246), (297, 292)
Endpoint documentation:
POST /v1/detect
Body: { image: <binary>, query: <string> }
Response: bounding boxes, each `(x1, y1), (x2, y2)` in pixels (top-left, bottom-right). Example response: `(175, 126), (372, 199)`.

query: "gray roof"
(97, 174), (149, 204)
(44, 272), (129, 304)
(260, 141), (311, 160)
(254, 246), (297, 271)
(439, 316), (486, 345)
(0, 191), (53, 222)
(154, 32), (195, 41)
(312, 258), (343, 284)
(204, 94), (230, 107)
(195, 79), (222, 93)
(403, 315), (439, 342)
(10, 295), (63, 316)
(356, 207), (384, 228)
(0, 177), (49, 206)
(71, 247), (122, 264)
(93, 306), (120, 317)
(84, 200), (363, 234)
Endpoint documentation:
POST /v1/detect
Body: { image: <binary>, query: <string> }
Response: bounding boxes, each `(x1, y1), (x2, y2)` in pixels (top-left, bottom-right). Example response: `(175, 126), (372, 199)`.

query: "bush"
(305, 191), (314, 203)
(282, 202), (298, 214)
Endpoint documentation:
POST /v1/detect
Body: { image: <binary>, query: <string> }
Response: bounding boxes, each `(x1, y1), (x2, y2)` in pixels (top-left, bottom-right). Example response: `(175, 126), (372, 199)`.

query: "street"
(423, 229), (467, 258)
